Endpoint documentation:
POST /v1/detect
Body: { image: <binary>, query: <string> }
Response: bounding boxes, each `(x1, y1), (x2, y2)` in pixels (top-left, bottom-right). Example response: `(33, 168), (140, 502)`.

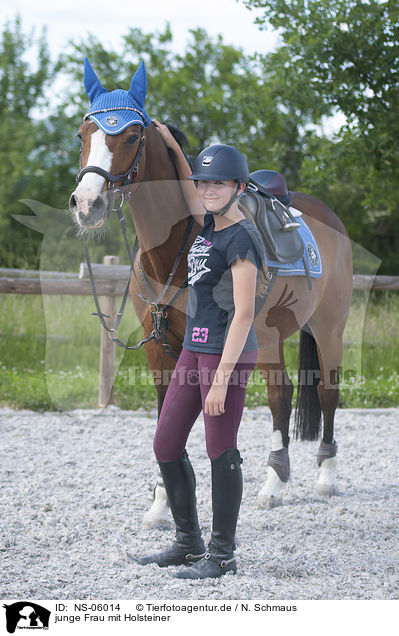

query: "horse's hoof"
(141, 483), (170, 530)
(316, 483), (337, 497)
(316, 456), (338, 497)
(257, 466), (287, 509)
(141, 512), (172, 530)
(256, 494), (283, 509)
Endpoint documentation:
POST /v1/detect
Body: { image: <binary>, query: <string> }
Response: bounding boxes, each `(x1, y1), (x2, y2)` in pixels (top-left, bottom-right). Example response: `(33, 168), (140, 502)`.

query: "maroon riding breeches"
(153, 347), (258, 461)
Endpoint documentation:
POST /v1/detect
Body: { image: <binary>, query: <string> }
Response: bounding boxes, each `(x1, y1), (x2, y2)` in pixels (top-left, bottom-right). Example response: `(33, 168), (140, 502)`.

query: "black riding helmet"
(188, 144), (249, 183)
(187, 144), (249, 215)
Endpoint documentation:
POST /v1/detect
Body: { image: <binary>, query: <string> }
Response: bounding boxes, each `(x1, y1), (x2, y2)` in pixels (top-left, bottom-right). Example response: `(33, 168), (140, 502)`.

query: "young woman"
(137, 121), (267, 579)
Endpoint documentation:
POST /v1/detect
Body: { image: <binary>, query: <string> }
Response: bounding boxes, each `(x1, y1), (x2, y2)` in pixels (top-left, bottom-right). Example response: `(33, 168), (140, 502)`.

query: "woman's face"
(196, 180), (238, 213)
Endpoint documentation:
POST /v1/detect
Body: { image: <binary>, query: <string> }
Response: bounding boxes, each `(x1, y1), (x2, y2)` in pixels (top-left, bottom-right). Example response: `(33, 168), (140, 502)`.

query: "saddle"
(238, 170), (304, 264)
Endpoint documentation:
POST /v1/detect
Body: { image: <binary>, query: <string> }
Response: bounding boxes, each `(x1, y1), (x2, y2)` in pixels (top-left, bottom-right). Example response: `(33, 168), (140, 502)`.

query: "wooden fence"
(1, 262), (398, 407)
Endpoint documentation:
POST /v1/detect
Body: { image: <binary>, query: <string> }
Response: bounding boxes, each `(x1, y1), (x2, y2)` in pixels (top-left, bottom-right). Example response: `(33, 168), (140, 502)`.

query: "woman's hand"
(152, 119), (179, 150)
(204, 382), (228, 417)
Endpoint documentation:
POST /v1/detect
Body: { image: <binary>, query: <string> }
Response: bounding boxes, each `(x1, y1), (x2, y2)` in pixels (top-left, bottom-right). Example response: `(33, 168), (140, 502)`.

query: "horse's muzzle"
(69, 192), (109, 228)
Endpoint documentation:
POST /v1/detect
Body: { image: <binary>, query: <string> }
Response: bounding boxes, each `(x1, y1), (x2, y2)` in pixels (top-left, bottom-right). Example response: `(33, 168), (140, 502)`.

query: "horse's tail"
(294, 327), (322, 441)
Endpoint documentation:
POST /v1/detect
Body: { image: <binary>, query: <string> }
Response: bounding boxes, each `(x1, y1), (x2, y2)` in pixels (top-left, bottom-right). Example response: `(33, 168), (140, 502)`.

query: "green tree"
(59, 25), (323, 183)
(3, 17), (368, 272)
(242, 0), (399, 271)
(0, 16), (55, 267)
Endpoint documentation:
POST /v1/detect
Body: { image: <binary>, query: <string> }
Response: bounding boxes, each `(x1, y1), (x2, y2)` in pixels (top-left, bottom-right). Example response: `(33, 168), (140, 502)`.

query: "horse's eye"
(126, 134), (139, 145)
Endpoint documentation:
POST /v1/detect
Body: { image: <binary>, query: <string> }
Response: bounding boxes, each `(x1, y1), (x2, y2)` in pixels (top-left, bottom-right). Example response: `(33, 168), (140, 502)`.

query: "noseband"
(76, 134), (146, 190)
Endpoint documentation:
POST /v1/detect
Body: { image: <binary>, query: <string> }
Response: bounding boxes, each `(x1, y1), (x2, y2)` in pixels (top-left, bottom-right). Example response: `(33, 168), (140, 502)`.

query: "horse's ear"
(83, 57), (107, 104)
(128, 60), (147, 107)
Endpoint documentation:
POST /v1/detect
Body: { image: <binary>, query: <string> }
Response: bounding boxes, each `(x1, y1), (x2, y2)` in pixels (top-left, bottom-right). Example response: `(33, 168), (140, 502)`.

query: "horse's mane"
(161, 122), (194, 170)
(164, 122), (190, 153)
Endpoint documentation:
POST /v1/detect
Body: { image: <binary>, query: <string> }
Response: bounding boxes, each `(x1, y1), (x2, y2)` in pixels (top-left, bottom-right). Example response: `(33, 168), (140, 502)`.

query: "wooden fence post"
(98, 255), (120, 407)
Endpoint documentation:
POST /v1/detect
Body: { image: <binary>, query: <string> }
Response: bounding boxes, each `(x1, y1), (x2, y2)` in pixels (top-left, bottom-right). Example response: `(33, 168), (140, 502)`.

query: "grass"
(0, 291), (398, 411)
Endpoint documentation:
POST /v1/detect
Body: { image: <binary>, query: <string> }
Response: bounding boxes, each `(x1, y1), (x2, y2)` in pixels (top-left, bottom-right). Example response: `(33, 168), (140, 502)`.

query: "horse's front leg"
(141, 386), (171, 529)
(141, 470), (170, 529)
(256, 353), (293, 508)
(139, 331), (183, 529)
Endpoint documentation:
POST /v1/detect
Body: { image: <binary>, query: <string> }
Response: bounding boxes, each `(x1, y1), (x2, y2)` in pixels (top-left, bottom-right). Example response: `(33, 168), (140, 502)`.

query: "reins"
(80, 134), (193, 359)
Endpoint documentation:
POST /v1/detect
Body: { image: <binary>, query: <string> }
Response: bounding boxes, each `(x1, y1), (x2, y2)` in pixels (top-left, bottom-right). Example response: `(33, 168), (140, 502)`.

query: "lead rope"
(83, 199), (194, 356)
(83, 230), (155, 351)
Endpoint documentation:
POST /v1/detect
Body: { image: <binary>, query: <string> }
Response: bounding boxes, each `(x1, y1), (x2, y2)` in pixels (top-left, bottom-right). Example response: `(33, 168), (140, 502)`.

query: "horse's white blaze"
(141, 484), (169, 529)
(316, 456), (337, 495)
(271, 430), (284, 451)
(73, 129), (113, 218)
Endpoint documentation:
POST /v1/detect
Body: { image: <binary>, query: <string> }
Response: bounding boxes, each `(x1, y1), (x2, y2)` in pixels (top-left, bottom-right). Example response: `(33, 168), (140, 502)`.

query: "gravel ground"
(0, 406), (398, 600)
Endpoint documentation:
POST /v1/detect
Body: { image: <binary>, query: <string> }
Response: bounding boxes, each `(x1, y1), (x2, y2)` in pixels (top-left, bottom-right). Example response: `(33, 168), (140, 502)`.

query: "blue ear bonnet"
(83, 58), (151, 134)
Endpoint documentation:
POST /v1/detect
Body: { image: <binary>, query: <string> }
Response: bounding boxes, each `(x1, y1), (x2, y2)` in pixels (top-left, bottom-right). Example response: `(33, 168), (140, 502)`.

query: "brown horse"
(69, 62), (352, 527)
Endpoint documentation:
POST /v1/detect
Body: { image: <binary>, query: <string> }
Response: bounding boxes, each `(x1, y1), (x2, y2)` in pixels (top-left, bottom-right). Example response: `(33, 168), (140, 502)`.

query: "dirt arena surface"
(1, 406), (398, 600)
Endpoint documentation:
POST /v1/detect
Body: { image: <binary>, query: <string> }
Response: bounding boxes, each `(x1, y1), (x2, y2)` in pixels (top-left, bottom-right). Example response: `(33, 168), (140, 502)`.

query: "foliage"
(58, 24), (323, 182)
(1, 18), (327, 269)
(243, 0), (399, 271)
(0, 17), (52, 267)
(0, 10), (398, 271)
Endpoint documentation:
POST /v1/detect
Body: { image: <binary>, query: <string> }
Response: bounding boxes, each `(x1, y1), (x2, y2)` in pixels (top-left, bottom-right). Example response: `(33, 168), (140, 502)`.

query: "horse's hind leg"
(310, 321), (344, 496)
(256, 343), (293, 508)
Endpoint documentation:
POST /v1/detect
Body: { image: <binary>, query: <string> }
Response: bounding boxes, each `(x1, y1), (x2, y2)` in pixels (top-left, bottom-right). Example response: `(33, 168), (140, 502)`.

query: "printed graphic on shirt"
(191, 326), (209, 343)
(187, 236), (213, 285)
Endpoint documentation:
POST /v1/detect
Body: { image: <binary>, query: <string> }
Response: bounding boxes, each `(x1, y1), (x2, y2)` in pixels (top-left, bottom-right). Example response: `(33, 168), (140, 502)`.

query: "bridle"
(76, 134), (146, 191)
(77, 127), (194, 359)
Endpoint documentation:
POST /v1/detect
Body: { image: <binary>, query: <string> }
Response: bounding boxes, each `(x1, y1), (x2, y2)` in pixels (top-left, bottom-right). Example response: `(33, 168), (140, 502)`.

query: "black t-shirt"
(183, 212), (266, 354)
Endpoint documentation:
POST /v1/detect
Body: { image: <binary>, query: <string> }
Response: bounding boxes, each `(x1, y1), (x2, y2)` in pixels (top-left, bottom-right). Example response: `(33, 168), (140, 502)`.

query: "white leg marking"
(257, 466), (287, 508)
(271, 430), (284, 451)
(257, 432), (287, 508)
(316, 456), (337, 496)
(141, 484), (170, 529)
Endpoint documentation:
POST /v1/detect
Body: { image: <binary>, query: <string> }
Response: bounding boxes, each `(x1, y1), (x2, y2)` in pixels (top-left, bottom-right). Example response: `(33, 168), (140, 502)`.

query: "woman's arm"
(204, 258), (258, 416)
(152, 119), (206, 227)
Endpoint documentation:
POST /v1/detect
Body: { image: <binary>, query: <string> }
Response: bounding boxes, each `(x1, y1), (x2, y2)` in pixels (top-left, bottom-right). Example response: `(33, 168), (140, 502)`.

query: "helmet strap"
(207, 182), (242, 216)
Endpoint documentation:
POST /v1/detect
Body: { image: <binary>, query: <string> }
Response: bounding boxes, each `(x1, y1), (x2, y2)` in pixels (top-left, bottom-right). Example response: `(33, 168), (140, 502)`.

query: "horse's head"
(69, 58), (151, 229)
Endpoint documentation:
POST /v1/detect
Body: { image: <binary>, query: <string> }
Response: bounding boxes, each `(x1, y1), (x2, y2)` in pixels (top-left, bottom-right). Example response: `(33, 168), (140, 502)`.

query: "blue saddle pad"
(267, 216), (322, 277)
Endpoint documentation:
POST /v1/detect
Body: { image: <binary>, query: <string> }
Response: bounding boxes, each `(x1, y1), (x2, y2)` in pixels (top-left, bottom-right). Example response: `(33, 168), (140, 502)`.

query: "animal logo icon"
(3, 602), (51, 633)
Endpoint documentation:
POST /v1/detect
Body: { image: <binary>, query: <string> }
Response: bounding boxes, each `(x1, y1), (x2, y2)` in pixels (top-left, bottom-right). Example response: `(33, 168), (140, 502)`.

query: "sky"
(0, 0), (279, 58)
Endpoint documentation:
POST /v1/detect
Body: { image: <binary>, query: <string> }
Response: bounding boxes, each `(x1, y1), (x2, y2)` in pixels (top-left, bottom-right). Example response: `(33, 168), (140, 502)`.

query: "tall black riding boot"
(137, 450), (205, 567)
(174, 448), (242, 579)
